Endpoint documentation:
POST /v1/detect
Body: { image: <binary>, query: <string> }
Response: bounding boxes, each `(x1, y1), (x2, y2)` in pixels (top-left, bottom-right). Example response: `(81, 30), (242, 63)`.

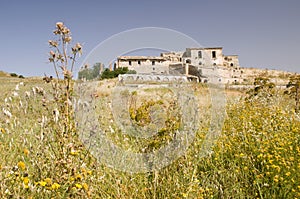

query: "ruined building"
(116, 47), (243, 84)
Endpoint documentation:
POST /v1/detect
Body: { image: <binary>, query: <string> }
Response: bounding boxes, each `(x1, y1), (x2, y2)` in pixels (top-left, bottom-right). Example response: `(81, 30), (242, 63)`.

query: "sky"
(0, 0), (299, 77)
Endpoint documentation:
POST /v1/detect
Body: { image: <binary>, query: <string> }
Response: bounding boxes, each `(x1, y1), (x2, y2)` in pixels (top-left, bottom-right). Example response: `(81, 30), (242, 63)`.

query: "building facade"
(115, 47), (243, 84)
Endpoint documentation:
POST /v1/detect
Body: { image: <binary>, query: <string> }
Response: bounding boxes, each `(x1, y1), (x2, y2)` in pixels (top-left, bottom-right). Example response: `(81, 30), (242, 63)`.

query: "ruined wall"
(223, 55), (240, 68)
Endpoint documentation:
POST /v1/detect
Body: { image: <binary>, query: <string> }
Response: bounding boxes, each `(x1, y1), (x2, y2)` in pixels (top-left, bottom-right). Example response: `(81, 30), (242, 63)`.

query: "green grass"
(0, 77), (299, 198)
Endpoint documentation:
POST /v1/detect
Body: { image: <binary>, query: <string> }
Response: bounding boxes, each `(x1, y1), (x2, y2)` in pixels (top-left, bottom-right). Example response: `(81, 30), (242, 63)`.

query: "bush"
(10, 73), (18, 77)
(100, 67), (135, 79)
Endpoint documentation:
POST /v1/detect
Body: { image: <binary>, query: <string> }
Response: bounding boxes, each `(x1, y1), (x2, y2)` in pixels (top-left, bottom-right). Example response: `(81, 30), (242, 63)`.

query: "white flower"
(3, 108), (12, 118)
(25, 91), (30, 98)
(15, 84), (19, 91)
(53, 108), (59, 123)
(12, 91), (18, 97)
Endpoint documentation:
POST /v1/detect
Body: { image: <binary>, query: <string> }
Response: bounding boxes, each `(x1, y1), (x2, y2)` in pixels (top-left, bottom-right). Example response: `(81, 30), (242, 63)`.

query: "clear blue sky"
(0, 0), (299, 77)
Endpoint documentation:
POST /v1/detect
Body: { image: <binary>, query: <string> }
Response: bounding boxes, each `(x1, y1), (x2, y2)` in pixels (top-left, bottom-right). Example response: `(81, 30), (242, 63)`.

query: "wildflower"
(25, 91), (30, 98)
(12, 91), (18, 97)
(23, 148), (29, 156)
(3, 108), (12, 118)
(70, 149), (78, 156)
(75, 174), (83, 181)
(17, 161), (26, 171)
(23, 177), (29, 185)
(53, 109), (59, 123)
(39, 181), (47, 187)
(86, 170), (92, 175)
(75, 183), (82, 189)
(0, 128), (5, 133)
(51, 183), (60, 190)
(286, 172), (291, 177)
(44, 178), (52, 185)
(273, 175), (279, 183)
(82, 183), (88, 191)
(15, 84), (19, 91)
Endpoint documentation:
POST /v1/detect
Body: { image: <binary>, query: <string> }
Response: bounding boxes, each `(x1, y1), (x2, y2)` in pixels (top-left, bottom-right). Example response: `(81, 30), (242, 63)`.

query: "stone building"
(115, 47), (243, 84)
(117, 56), (170, 74)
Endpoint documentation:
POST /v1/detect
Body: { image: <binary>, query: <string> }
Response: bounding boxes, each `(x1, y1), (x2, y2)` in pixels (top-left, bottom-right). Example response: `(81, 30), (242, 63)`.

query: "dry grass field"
(0, 75), (300, 198)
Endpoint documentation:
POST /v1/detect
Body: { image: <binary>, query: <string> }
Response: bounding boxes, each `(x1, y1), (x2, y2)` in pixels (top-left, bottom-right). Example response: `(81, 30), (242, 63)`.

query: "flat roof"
(225, 55), (239, 57)
(187, 47), (223, 50)
(118, 56), (167, 60)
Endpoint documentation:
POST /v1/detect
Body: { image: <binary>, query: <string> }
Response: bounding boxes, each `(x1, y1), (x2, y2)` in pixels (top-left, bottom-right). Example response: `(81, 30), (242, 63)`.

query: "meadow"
(0, 75), (299, 199)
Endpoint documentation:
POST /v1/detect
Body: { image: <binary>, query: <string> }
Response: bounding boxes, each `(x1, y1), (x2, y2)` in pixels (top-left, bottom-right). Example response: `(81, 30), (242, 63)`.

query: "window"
(129, 61), (132, 66)
(153, 67), (155, 70)
(213, 63), (216, 66)
(199, 62), (202, 65)
(230, 63), (234, 67)
(212, 51), (216, 58)
(198, 51), (202, 58)
(152, 61), (155, 65)
(186, 59), (191, 64)
(138, 60), (141, 65)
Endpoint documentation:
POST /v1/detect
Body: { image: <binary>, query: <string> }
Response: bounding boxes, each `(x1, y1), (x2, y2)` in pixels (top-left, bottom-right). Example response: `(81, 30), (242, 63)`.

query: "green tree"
(100, 67), (136, 79)
(78, 63), (102, 80)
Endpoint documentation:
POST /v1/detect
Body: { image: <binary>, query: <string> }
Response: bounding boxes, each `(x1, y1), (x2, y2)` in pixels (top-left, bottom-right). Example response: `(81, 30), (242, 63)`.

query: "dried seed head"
(64, 36), (72, 43)
(48, 40), (58, 47)
(62, 27), (70, 34)
(49, 51), (56, 58)
(63, 70), (73, 80)
(56, 22), (64, 30)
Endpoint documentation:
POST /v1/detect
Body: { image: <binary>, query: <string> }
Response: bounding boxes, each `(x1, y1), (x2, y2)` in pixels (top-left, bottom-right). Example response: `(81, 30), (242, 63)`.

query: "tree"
(78, 62), (102, 80)
(246, 77), (275, 99)
(100, 67), (136, 79)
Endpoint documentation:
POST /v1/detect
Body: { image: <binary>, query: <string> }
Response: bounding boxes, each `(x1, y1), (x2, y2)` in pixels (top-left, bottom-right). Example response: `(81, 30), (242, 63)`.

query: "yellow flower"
(75, 183), (82, 189)
(17, 161), (26, 171)
(39, 181), (47, 187)
(82, 183), (88, 191)
(51, 183), (61, 190)
(285, 172), (291, 177)
(23, 177), (29, 185)
(75, 174), (83, 181)
(23, 149), (29, 156)
(87, 170), (92, 175)
(44, 178), (52, 185)
(70, 149), (79, 156)
(0, 128), (5, 133)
